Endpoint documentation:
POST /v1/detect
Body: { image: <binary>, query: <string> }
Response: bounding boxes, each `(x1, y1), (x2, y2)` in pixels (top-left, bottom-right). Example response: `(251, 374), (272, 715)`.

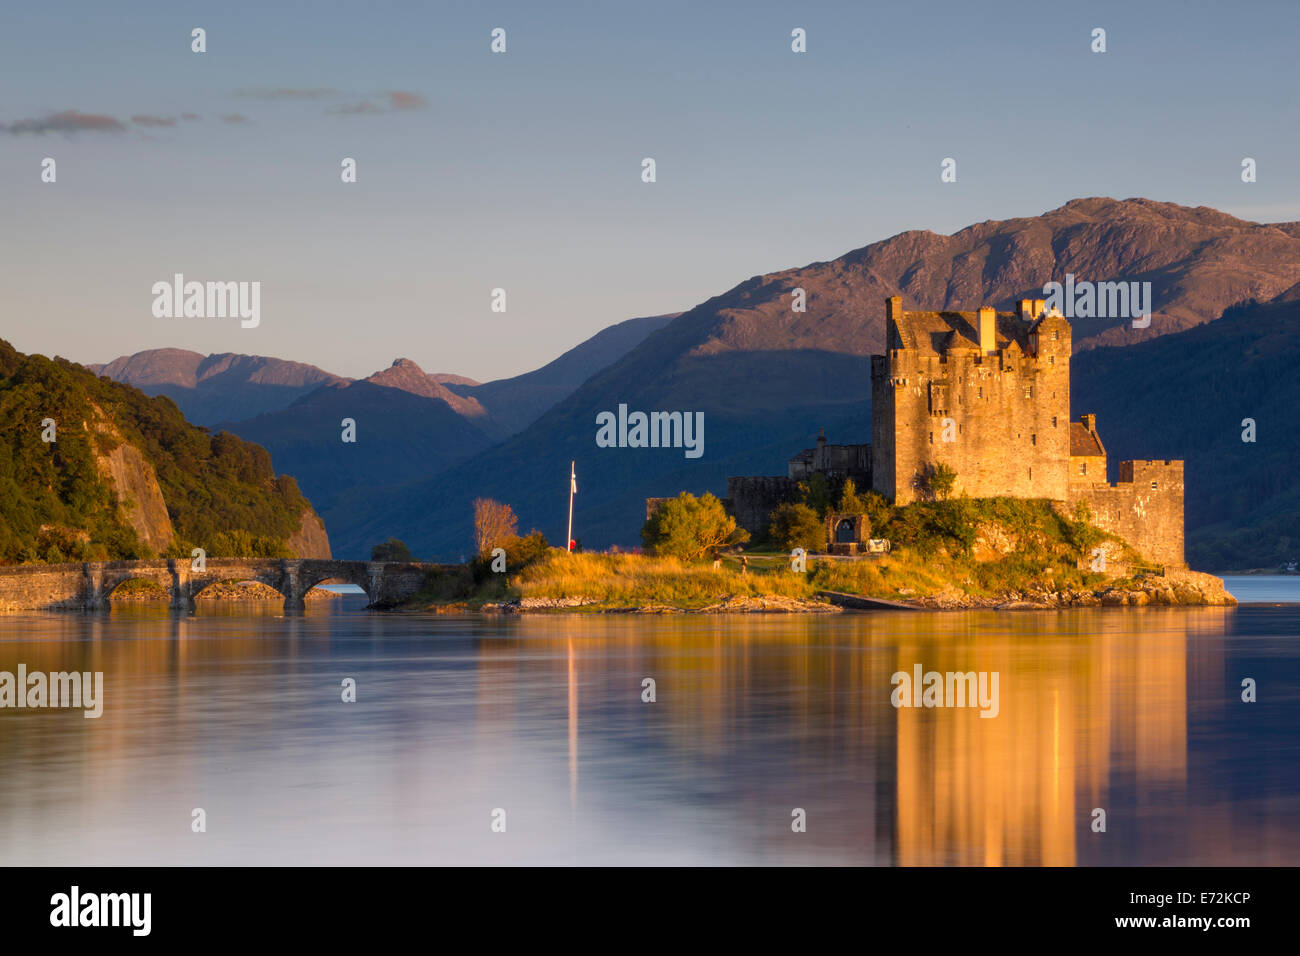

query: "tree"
(641, 492), (749, 560)
(930, 464), (957, 501)
(797, 473), (833, 518)
(769, 502), (825, 553)
(837, 478), (867, 515)
(371, 538), (413, 562)
(916, 463), (958, 501)
(473, 498), (518, 556)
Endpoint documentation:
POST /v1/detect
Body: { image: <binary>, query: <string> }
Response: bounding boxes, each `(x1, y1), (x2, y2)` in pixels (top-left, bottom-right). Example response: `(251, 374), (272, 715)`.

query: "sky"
(2, 0), (1298, 382)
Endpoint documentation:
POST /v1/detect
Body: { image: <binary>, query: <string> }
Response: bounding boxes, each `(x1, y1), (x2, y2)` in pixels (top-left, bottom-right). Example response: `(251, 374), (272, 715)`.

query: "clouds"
(4, 109), (218, 135)
(3, 87), (426, 136)
(2, 110), (126, 134)
(386, 91), (426, 111)
(236, 87), (339, 100)
(327, 101), (384, 115)
(326, 90), (429, 115)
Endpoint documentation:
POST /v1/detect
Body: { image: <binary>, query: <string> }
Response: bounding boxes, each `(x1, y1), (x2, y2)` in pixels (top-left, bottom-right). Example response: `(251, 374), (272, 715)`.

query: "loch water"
(1, 577), (1297, 865)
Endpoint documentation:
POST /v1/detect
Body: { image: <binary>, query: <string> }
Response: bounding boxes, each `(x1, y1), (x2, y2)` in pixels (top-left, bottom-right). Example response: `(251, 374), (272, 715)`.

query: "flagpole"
(566, 460), (575, 553)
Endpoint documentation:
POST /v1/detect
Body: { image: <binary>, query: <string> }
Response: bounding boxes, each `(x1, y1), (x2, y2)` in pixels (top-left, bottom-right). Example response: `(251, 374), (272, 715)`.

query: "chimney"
(816, 428), (827, 469)
(1018, 299), (1046, 321)
(1081, 413), (1096, 433)
(978, 306), (996, 353)
(886, 296), (903, 323)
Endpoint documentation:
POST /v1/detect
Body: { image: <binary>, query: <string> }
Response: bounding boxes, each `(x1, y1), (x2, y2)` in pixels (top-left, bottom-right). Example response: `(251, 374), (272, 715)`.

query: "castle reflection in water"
(3, 604), (1293, 866)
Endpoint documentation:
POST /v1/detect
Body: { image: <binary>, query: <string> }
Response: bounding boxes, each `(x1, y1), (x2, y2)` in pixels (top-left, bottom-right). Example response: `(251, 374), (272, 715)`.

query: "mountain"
(445, 314), (679, 435)
(92, 313), (677, 441)
(1072, 284), (1300, 571)
(214, 378), (497, 521)
(88, 349), (345, 427)
(0, 339), (329, 563)
(363, 358), (491, 425)
(333, 198), (1300, 562)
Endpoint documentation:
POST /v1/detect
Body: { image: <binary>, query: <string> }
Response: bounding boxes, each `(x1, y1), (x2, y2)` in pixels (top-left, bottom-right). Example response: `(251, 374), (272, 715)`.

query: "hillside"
(447, 313), (679, 435)
(0, 339), (328, 563)
(335, 199), (1300, 563)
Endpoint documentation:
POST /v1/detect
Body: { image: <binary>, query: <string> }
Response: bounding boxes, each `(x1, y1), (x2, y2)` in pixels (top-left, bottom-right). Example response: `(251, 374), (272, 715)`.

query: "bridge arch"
(188, 575), (292, 605)
(100, 574), (172, 605)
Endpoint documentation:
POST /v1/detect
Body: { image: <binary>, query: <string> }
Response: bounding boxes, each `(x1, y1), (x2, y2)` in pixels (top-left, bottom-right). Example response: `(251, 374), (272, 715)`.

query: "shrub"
(641, 492), (749, 560)
(769, 502), (825, 553)
(371, 538), (414, 562)
(915, 462), (957, 501)
(837, 478), (868, 515)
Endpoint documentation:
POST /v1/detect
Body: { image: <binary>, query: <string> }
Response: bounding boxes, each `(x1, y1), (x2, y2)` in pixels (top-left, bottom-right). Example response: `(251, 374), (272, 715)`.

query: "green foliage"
(796, 473), (834, 518)
(641, 492), (749, 561)
(914, 462), (957, 501)
(768, 502), (825, 553)
(861, 489), (892, 533)
(0, 339), (312, 564)
(837, 478), (868, 515)
(372, 538), (414, 562)
(930, 463), (957, 500)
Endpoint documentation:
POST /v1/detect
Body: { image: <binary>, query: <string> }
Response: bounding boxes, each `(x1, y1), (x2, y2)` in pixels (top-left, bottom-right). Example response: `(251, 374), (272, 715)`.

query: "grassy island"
(400, 496), (1235, 612)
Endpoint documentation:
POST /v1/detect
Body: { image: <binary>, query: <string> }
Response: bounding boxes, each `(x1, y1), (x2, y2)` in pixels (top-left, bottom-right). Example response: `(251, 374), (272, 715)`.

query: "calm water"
(1, 580), (1298, 866)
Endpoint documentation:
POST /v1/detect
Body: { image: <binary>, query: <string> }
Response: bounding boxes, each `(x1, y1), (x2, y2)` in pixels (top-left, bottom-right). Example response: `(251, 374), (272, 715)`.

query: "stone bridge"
(0, 558), (441, 612)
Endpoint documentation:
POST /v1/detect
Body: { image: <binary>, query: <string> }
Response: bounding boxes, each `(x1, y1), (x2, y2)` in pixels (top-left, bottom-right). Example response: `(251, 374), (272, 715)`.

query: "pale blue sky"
(3, 0), (1297, 381)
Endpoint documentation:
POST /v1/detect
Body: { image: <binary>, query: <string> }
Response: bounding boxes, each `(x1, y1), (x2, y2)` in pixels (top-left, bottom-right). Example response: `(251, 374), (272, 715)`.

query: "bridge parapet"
(0, 558), (442, 613)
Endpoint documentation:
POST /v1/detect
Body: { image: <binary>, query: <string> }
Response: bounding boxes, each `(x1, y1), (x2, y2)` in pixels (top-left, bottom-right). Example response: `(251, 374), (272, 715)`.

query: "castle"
(722, 296), (1185, 567)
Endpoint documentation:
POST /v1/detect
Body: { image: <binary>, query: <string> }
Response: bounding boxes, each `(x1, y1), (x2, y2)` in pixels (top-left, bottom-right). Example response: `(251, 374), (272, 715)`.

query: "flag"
(570, 463), (577, 495)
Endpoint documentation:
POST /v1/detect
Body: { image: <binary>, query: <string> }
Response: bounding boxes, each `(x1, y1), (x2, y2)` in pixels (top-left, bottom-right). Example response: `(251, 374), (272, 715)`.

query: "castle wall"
(789, 444), (871, 482)
(725, 476), (801, 540)
(1068, 460), (1185, 568)
(873, 314), (1071, 504)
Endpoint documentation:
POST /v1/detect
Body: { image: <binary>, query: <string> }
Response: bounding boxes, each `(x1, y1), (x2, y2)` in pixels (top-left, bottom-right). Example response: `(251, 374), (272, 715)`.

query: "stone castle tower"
(871, 296), (1072, 503)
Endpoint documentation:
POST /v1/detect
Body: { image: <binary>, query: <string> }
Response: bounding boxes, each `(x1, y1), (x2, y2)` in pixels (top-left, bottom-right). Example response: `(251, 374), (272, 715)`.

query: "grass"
(513, 552), (812, 608)
(399, 496), (1161, 611)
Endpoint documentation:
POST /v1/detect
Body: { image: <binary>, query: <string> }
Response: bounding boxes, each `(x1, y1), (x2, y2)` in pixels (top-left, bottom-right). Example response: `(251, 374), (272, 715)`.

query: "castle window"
(1049, 355), (1055, 365)
(1053, 330), (1059, 341)
(1029, 467), (1033, 481)
(1151, 481), (1158, 490)
(1080, 462), (1087, 475)
(1024, 385), (1033, 399)
(1031, 434), (1037, 446)
(929, 432), (933, 444)
(978, 387), (983, 399)
(1052, 417), (1057, 427)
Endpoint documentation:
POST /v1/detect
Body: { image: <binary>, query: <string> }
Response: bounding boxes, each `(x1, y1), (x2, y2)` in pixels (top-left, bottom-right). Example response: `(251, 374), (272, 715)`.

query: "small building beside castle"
(713, 296), (1185, 567)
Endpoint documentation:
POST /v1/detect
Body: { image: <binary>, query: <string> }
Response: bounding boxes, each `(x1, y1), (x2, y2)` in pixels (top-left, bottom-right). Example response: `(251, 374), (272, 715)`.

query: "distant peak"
(390, 357), (423, 371)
